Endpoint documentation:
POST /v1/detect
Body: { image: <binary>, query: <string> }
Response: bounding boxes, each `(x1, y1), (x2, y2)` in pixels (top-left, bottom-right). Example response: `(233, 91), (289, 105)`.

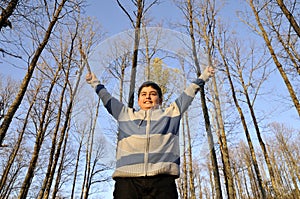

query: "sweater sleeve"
(94, 84), (124, 120)
(175, 78), (205, 114)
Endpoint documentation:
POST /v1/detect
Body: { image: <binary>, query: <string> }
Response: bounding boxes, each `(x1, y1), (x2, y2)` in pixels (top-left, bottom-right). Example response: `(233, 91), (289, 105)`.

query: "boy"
(86, 66), (214, 198)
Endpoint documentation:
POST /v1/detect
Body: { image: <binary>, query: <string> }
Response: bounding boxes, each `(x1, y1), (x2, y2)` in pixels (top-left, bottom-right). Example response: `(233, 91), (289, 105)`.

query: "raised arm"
(86, 73), (125, 119)
(175, 66), (215, 114)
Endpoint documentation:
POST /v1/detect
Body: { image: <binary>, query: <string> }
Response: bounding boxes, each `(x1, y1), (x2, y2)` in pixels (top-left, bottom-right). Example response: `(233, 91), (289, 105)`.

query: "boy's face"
(138, 86), (162, 110)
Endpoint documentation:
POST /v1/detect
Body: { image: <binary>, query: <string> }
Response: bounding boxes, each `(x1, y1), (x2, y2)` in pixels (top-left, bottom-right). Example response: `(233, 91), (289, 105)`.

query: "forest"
(0, 0), (299, 198)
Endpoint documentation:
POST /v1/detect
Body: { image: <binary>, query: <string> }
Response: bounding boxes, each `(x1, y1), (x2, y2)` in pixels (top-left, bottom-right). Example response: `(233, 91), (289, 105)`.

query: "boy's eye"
(140, 92), (157, 97)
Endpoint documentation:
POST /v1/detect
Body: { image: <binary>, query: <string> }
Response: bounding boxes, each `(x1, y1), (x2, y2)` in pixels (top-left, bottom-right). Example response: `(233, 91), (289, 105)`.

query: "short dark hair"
(138, 81), (162, 99)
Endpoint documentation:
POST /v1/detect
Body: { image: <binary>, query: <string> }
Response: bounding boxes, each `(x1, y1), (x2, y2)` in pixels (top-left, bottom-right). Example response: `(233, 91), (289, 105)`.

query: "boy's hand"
(86, 73), (98, 84)
(200, 66), (215, 82)
(86, 73), (100, 87)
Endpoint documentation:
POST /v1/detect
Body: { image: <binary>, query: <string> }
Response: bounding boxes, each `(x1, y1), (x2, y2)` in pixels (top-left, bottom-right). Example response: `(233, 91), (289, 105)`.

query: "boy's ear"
(159, 98), (163, 105)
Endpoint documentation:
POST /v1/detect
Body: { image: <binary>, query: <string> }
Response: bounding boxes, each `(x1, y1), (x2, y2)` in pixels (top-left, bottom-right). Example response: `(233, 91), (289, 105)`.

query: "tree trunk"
(126, 0), (143, 108)
(0, 83), (40, 193)
(238, 66), (280, 197)
(45, 67), (77, 198)
(37, 64), (69, 199)
(248, 0), (300, 116)
(276, 0), (300, 37)
(186, 0), (222, 197)
(220, 57), (266, 198)
(207, 159), (215, 198)
(71, 131), (84, 199)
(181, 117), (188, 199)
(17, 62), (62, 199)
(0, 0), (68, 146)
(0, 0), (18, 30)
(232, 161), (243, 199)
(211, 72), (236, 198)
(242, 168), (251, 199)
(51, 119), (72, 198)
(82, 97), (101, 199)
(185, 113), (196, 199)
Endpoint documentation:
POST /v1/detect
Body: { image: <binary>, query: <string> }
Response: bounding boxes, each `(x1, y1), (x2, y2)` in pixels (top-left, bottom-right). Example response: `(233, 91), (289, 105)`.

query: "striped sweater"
(93, 78), (205, 178)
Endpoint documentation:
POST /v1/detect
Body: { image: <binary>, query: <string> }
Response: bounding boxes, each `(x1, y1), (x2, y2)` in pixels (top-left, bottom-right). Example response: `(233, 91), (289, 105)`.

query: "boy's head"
(138, 81), (162, 110)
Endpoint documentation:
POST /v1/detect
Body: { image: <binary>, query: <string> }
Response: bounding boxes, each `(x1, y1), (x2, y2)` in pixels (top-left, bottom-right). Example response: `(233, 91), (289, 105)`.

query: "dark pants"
(113, 175), (178, 199)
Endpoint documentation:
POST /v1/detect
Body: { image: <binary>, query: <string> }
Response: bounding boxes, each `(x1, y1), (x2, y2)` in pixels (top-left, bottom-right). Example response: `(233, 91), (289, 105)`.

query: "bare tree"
(245, 0), (300, 116)
(0, 77), (29, 197)
(116, 0), (160, 108)
(276, 0), (300, 38)
(0, 0), (69, 147)
(216, 34), (267, 198)
(0, 76), (18, 144)
(0, 0), (17, 31)
(179, 0), (223, 197)
(269, 1), (300, 76)
(269, 123), (300, 198)
(70, 126), (85, 199)
(81, 95), (101, 199)
(106, 40), (132, 103)
(17, 59), (63, 199)
(179, 116), (188, 199)
(35, 11), (101, 199)
(178, 57), (194, 199)
(234, 47), (280, 197)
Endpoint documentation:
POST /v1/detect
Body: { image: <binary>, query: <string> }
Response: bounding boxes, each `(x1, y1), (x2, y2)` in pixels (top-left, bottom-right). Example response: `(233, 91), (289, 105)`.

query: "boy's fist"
(207, 66), (215, 77)
(86, 73), (100, 86)
(200, 66), (215, 82)
(86, 73), (97, 84)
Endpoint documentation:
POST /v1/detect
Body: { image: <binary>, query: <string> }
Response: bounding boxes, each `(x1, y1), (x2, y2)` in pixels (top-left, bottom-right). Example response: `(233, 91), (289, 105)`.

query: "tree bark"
(0, 0), (68, 146)
(185, 113), (196, 199)
(211, 69), (236, 199)
(0, 0), (18, 30)
(117, 0), (144, 108)
(181, 117), (188, 199)
(186, 0), (222, 197)
(276, 0), (300, 38)
(0, 83), (40, 196)
(238, 66), (280, 197)
(18, 64), (61, 199)
(218, 52), (266, 198)
(248, 0), (300, 116)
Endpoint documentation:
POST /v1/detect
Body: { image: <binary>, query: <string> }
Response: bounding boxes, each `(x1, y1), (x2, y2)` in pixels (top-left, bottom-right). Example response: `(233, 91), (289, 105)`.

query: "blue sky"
(85, 0), (299, 125)
(85, 0), (248, 35)
(84, 1), (300, 198)
(86, 0), (182, 34)
(1, 0), (299, 198)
